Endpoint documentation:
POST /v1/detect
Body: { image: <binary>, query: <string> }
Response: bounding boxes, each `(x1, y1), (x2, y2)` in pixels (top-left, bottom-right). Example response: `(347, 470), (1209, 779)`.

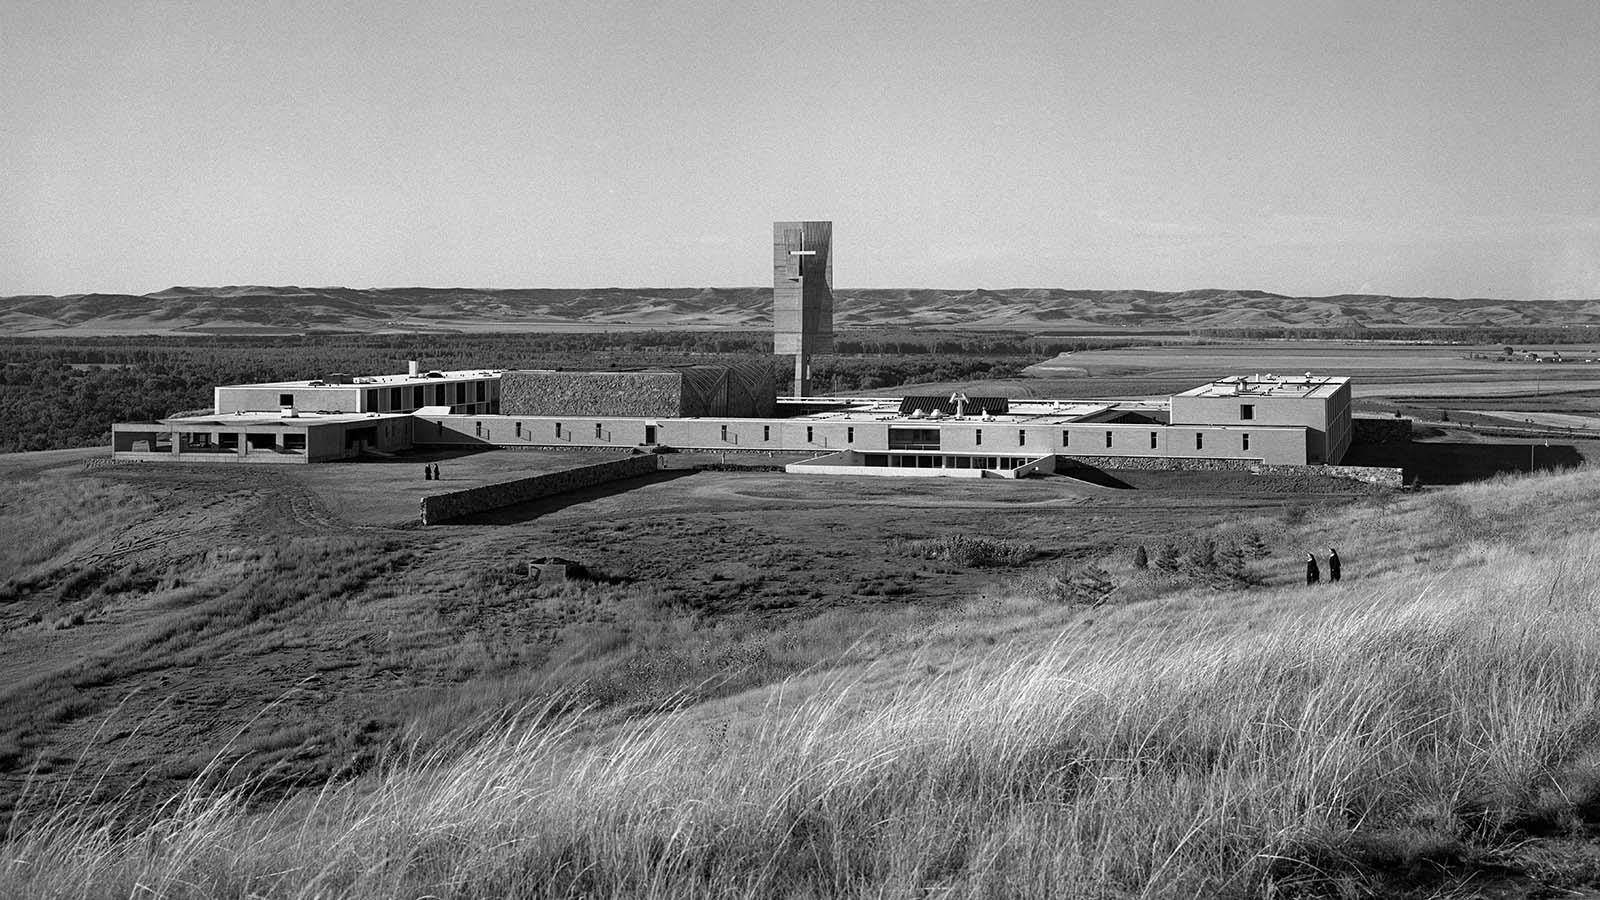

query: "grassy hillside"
(5, 466), (1600, 897)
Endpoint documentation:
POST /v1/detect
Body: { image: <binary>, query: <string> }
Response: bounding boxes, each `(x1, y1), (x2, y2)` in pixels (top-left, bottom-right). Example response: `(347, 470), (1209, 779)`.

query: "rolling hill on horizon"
(5, 285), (1600, 336)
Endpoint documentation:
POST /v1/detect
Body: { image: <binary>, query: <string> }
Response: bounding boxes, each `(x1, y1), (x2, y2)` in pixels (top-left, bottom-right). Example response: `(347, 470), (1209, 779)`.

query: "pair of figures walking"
(422, 463), (441, 481)
(1305, 548), (1341, 585)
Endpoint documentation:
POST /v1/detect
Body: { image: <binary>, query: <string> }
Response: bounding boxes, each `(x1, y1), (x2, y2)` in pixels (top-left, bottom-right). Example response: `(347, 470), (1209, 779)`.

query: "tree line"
(0, 332), (1059, 452)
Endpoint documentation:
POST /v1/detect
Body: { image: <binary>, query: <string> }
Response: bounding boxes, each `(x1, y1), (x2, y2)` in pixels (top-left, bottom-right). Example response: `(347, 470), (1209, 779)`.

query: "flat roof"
(1177, 374), (1349, 400)
(225, 369), (503, 389)
(155, 411), (413, 427)
(795, 398), (1167, 426)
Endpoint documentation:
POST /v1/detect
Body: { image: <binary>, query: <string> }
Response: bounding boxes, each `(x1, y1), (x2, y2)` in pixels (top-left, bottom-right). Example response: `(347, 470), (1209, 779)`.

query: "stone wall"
(420, 454), (661, 525)
(500, 371), (684, 417)
(499, 365), (776, 419)
(1058, 454), (1404, 487)
(1353, 416), (1413, 444)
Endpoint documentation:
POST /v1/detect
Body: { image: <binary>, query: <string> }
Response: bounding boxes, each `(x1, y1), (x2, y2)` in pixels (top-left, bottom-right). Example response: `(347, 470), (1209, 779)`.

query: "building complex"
(111, 221), (1354, 476)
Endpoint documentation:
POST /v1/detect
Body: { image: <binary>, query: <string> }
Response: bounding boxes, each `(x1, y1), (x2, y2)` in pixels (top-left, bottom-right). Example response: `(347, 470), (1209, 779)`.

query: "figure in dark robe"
(1305, 552), (1320, 585)
(1328, 548), (1341, 583)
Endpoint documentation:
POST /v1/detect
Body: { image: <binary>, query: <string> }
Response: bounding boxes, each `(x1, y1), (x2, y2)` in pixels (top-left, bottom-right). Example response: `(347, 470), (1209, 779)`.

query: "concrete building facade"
(406, 375), (1338, 469)
(215, 366), (501, 417)
(114, 366), (1352, 471)
(773, 220), (833, 396)
(1169, 374), (1351, 464)
(111, 370), (1349, 470)
(112, 412), (413, 463)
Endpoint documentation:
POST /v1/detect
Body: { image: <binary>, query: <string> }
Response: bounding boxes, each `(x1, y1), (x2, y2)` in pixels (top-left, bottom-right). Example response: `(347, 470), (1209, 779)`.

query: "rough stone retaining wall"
(1354, 416), (1413, 444)
(1058, 455), (1405, 487)
(501, 371), (684, 417)
(420, 454), (661, 525)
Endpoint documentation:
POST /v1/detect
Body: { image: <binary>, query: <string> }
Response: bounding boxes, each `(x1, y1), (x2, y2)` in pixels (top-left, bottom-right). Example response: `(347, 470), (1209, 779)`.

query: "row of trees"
(0, 333), (1054, 452)
(1195, 325), (1600, 345)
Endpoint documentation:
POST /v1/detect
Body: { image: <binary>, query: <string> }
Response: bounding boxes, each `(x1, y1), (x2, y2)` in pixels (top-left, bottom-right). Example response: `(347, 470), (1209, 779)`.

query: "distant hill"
(5, 285), (1600, 335)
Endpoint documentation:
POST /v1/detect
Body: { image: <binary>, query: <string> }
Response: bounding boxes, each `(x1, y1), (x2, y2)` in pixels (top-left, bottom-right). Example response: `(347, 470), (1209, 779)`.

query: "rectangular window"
(720, 424), (729, 441)
(1242, 433), (1251, 451)
(555, 422), (563, 438)
(763, 425), (770, 441)
(413, 386), (424, 408)
(595, 423), (603, 439)
(847, 427), (855, 443)
(476, 381), (486, 402)
(889, 428), (942, 450)
(1061, 430), (1070, 447)
(806, 426), (814, 443)
(1240, 404), (1255, 420)
(278, 393), (294, 407)
(975, 428), (983, 446)
(1195, 432), (1203, 450)
(515, 422), (522, 438)
(474, 421), (482, 437)
(1018, 429), (1026, 446)
(365, 389), (378, 411)
(456, 383), (467, 404)
(1105, 431), (1113, 448)
(645, 425), (657, 444)
(1150, 431), (1158, 449)
(390, 387), (402, 410)
(435, 385), (447, 406)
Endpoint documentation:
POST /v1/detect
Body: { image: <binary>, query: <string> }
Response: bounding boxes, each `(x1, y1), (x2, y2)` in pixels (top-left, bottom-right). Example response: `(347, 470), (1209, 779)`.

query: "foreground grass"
(8, 470), (1600, 898)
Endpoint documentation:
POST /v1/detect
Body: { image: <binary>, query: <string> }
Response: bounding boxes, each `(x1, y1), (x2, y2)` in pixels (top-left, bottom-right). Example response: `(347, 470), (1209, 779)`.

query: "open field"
(8, 452), (1600, 896)
(0, 445), (1386, 830)
(1029, 341), (1600, 404)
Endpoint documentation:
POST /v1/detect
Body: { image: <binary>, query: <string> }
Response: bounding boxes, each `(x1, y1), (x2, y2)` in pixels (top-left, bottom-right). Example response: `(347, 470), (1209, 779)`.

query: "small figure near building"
(430, 463), (440, 480)
(1305, 552), (1320, 586)
(423, 464), (433, 481)
(1328, 548), (1341, 583)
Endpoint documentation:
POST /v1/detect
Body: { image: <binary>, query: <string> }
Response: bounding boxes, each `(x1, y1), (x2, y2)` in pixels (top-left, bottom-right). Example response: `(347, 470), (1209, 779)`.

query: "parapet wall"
(1353, 416), (1413, 444)
(1059, 454), (1404, 487)
(420, 454), (661, 525)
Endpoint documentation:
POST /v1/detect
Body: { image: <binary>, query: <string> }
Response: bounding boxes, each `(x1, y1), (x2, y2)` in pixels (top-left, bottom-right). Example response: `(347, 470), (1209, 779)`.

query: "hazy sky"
(3, 0), (1597, 299)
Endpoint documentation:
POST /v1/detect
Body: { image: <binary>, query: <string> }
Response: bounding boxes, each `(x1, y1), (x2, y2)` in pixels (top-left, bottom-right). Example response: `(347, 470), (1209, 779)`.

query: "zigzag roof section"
(898, 396), (1009, 416)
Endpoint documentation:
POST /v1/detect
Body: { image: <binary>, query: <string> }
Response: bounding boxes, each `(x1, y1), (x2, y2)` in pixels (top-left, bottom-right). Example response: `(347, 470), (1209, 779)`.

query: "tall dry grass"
(7, 469), (1600, 898)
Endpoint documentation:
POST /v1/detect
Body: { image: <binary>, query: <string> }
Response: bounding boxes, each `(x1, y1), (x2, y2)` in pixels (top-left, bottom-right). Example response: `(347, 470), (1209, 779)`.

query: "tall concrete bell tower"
(773, 220), (833, 397)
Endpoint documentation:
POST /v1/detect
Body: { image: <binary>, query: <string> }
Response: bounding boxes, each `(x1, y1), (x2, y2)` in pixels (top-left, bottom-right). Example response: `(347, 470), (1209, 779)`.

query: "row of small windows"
(467, 421), (1256, 452)
(349, 381), (490, 412)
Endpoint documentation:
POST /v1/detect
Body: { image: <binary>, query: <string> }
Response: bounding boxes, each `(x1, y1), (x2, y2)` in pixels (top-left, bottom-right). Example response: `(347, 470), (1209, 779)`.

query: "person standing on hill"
(1305, 552), (1320, 585)
(1328, 548), (1341, 583)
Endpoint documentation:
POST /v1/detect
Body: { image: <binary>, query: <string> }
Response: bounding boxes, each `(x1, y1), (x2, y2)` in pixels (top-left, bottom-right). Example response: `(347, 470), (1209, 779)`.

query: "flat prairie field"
(1028, 341), (1600, 406)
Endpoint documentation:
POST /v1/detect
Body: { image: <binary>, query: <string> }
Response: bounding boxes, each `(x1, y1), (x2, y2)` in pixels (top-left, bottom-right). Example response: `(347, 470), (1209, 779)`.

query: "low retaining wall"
(1058, 455), (1404, 487)
(420, 454), (661, 525)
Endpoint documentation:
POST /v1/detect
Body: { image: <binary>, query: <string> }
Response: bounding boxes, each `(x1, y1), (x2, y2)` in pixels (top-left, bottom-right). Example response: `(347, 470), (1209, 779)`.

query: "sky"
(2, 0), (1597, 299)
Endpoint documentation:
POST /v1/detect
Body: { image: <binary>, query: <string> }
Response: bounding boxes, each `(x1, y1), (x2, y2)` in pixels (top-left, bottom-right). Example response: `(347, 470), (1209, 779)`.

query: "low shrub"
(886, 534), (1036, 567)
